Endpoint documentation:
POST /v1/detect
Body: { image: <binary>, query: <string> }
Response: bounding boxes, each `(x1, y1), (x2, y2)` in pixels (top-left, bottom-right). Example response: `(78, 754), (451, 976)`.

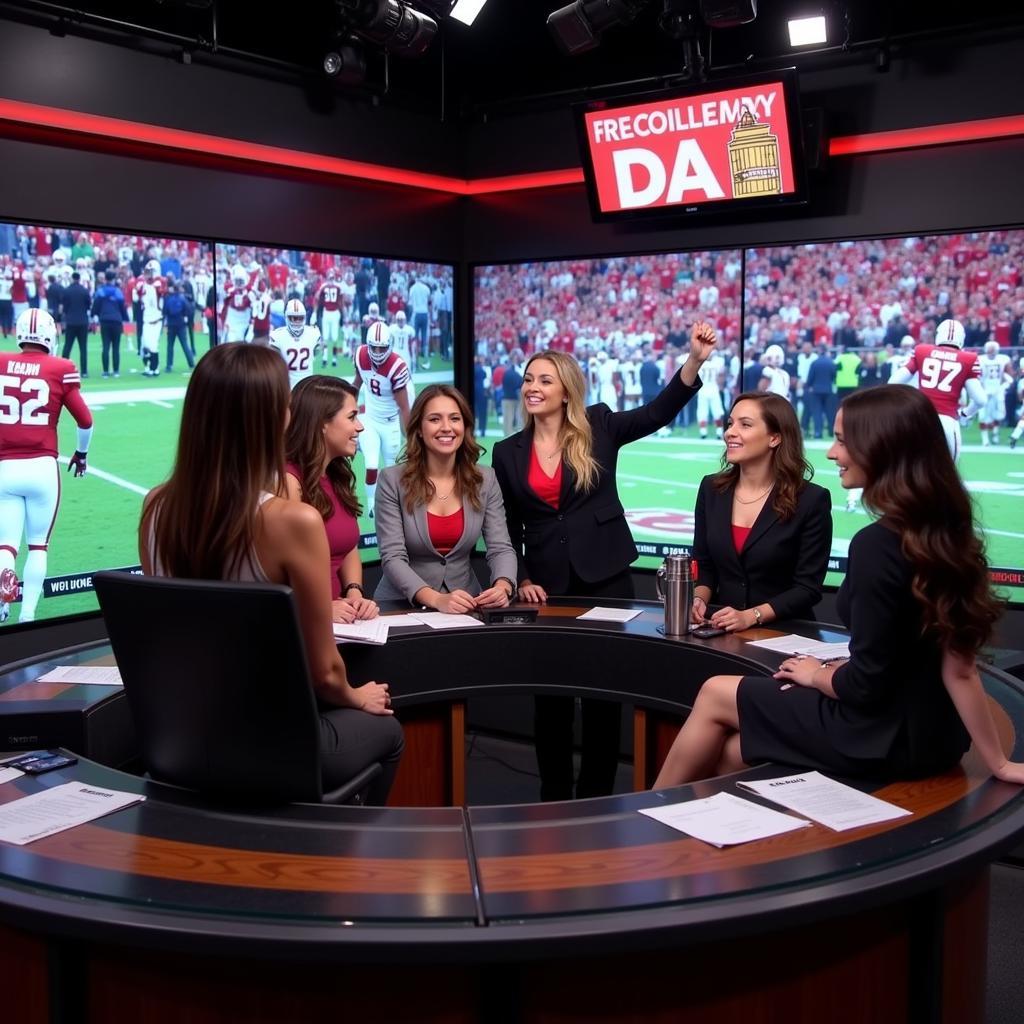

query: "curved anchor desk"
(1, 599), (1023, 1024)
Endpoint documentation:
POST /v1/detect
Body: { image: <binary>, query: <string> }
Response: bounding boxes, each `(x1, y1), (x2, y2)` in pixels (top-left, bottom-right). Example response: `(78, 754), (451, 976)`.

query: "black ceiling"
(3, 0), (1024, 121)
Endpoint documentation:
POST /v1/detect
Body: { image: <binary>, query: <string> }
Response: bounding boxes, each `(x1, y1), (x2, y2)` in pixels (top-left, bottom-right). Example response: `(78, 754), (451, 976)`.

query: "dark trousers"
(534, 566), (633, 801)
(806, 392), (830, 438)
(62, 324), (89, 374)
(165, 323), (195, 370)
(0, 299), (12, 333)
(100, 322), (122, 374)
(319, 708), (405, 806)
(475, 390), (489, 434)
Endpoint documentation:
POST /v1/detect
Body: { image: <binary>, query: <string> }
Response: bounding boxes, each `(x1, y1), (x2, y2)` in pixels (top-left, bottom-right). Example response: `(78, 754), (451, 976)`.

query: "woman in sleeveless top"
(139, 344), (403, 805)
(284, 375), (377, 622)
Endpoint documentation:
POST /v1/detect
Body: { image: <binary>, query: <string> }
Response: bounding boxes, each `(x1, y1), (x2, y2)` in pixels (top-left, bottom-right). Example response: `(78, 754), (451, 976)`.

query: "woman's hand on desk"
(994, 761), (1024, 785)
(340, 594), (379, 620)
(709, 606), (756, 632)
(434, 590), (478, 615)
(355, 681), (393, 715)
(476, 585), (511, 609)
(691, 596), (708, 625)
(518, 581), (548, 603)
(331, 599), (357, 624)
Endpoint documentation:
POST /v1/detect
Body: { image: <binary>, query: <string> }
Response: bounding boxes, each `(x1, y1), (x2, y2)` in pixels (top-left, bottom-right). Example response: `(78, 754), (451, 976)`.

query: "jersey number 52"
(0, 375), (51, 426)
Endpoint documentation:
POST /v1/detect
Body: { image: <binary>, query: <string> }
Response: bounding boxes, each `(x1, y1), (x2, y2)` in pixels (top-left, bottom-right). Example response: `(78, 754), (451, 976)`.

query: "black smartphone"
(692, 625), (727, 639)
(3, 750), (79, 774)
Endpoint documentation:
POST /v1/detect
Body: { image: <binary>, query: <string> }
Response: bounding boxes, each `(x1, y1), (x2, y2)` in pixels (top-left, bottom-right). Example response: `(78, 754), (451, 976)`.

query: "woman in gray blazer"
(374, 384), (518, 612)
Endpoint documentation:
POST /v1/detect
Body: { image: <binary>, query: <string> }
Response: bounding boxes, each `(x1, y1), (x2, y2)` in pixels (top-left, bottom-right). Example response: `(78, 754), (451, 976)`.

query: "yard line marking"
(151, 401), (174, 409)
(61, 458), (149, 496)
(81, 386), (187, 404)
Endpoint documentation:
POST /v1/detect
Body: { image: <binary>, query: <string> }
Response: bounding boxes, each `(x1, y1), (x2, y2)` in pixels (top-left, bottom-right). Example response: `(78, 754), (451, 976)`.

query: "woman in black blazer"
(655, 385), (1024, 789)
(493, 323), (718, 800)
(691, 391), (832, 632)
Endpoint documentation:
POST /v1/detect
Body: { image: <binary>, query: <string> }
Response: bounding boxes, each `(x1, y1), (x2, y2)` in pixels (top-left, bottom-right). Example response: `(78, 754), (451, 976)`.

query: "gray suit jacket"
(373, 464), (518, 604)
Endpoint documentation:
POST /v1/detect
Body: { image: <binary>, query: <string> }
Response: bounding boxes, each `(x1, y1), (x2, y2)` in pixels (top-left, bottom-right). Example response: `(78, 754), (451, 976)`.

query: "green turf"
(4, 344), (1020, 625)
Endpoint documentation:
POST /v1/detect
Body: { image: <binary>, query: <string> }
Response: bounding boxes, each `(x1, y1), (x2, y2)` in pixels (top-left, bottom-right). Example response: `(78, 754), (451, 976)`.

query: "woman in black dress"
(493, 322), (718, 800)
(655, 384), (1024, 788)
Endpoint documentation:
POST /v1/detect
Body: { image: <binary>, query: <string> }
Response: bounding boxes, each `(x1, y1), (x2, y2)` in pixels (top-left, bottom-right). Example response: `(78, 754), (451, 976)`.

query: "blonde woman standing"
(493, 323), (717, 801)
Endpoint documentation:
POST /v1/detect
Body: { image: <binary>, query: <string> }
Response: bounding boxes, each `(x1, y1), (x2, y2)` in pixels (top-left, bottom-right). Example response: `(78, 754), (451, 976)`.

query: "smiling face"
(420, 395), (465, 458)
(827, 409), (867, 488)
(723, 399), (780, 465)
(521, 358), (567, 417)
(323, 393), (362, 461)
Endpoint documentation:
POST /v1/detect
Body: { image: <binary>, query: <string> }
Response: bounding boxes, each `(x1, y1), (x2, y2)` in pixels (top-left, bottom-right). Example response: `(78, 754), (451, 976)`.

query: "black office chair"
(93, 571), (381, 806)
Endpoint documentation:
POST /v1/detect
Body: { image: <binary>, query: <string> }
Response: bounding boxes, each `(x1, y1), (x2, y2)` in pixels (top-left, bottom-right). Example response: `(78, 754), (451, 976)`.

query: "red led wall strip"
(0, 97), (1022, 196)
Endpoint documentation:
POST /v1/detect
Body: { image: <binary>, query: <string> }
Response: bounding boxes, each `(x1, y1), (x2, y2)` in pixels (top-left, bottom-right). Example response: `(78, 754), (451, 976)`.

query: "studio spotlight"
(323, 38), (368, 84)
(788, 14), (826, 47)
(450, 0), (489, 25)
(546, 0), (651, 57)
(335, 0), (439, 58)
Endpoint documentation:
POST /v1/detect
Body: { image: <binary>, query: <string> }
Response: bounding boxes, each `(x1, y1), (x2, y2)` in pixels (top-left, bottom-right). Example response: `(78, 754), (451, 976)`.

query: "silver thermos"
(655, 553), (695, 637)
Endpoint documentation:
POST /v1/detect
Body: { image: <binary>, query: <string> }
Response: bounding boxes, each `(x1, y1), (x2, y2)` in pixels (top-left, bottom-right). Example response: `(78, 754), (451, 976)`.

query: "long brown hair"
(521, 351), (599, 493)
(400, 385), (484, 513)
(711, 391), (812, 521)
(146, 343), (288, 578)
(841, 385), (1001, 656)
(284, 375), (361, 520)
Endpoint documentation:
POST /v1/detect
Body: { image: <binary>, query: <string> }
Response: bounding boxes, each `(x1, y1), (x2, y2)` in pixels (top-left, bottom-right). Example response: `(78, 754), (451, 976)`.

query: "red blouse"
(732, 524), (752, 553)
(427, 507), (465, 555)
(527, 445), (562, 509)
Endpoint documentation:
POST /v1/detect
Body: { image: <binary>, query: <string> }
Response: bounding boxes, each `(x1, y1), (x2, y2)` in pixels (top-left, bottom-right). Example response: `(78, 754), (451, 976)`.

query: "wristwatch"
(496, 577), (517, 601)
(751, 607), (762, 626)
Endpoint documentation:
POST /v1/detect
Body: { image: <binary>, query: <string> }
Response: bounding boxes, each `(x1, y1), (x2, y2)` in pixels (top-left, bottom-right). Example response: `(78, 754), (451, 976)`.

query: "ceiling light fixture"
(546, 0), (651, 57)
(334, 0), (439, 58)
(323, 38), (368, 84)
(450, 0), (489, 26)
(788, 14), (827, 47)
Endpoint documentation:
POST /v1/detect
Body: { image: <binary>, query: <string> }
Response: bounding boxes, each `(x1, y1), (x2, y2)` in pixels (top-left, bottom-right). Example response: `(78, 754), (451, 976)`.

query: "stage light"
(450, 0), (489, 25)
(788, 15), (826, 47)
(335, 0), (439, 58)
(546, 0), (651, 57)
(323, 39), (368, 84)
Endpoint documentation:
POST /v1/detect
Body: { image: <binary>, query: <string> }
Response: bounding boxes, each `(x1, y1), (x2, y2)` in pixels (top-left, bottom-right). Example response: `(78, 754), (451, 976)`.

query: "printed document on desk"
(746, 635), (851, 659)
(0, 782), (145, 846)
(639, 791), (810, 847)
(737, 771), (912, 831)
(0, 767), (25, 785)
(577, 607), (643, 623)
(332, 619), (389, 644)
(36, 665), (123, 686)
(416, 613), (485, 630)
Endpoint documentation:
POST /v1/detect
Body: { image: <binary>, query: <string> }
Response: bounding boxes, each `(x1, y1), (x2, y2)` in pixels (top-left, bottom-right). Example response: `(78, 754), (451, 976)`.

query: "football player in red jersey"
(0, 308), (94, 623)
(889, 319), (987, 463)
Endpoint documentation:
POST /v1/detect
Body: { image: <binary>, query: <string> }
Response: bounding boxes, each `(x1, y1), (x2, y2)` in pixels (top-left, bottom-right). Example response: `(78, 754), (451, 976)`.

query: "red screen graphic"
(582, 80), (797, 214)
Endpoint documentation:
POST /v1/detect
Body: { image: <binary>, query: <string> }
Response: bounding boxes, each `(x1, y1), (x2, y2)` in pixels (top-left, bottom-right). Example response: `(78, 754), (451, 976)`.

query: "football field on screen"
(6, 332), (453, 626)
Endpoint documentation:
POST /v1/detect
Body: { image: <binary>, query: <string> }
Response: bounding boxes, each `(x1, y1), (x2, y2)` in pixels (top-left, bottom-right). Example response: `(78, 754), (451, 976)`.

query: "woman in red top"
(284, 376), (378, 622)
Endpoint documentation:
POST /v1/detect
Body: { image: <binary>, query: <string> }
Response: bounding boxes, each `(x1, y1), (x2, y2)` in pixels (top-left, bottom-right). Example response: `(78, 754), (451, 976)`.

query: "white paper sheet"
(416, 613), (484, 630)
(737, 771), (912, 831)
(0, 767), (25, 785)
(639, 791), (810, 847)
(380, 613), (432, 628)
(332, 619), (389, 644)
(746, 634), (850, 659)
(36, 665), (123, 686)
(0, 782), (145, 845)
(576, 607), (642, 623)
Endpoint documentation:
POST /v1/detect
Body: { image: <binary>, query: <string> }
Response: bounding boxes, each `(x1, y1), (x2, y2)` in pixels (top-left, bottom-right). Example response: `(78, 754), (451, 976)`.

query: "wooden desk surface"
(1, 599), (1023, 963)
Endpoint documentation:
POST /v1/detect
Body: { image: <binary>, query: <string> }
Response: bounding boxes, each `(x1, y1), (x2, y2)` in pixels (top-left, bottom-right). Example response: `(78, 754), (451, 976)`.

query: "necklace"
(430, 478), (455, 501)
(734, 485), (773, 505)
(535, 440), (562, 461)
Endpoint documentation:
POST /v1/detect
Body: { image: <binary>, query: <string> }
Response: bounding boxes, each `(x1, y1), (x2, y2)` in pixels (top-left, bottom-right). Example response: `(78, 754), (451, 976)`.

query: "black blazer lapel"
(740, 492), (780, 556)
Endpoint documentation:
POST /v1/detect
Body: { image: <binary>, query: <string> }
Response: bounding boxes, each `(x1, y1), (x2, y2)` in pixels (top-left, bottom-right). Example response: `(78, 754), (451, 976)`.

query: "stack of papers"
(415, 613), (484, 630)
(36, 665), (123, 686)
(332, 618), (389, 645)
(0, 782), (145, 846)
(639, 792), (809, 847)
(577, 607), (642, 623)
(746, 635), (851, 660)
(381, 613), (434, 628)
(737, 771), (912, 831)
(0, 766), (25, 785)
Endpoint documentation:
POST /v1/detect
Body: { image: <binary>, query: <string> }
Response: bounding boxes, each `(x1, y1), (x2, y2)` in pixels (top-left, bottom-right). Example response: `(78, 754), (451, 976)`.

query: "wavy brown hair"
(841, 385), (1001, 656)
(400, 385), (484, 513)
(521, 351), (599, 493)
(145, 343), (288, 579)
(711, 392), (813, 521)
(285, 375), (362, 520)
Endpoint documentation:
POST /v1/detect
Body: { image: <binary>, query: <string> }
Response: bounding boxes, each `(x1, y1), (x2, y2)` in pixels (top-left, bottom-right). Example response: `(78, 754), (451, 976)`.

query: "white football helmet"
(395, 309), (407, 326)
(984, 340), (999, 357)
(936, 319), (965, 349)
(367, 301), (381, 320)
(764, 344), (784, 367)
(366, 320), (392, 367)
(285, 299), (306, 337)
(900, 334), (916, 350)
(16, 308), (58, 356)
(144, 259), (161, 278)
(231, 269), (248, 290)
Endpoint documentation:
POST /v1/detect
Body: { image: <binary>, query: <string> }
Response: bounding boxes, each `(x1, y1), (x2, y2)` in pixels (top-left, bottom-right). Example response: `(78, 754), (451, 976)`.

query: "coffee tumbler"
(655, 553), (695, 638)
